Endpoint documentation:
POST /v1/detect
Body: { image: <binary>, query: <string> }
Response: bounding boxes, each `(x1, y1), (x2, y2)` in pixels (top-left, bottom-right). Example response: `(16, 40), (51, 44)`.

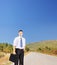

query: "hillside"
(0, 43), (13, 53)
(27, 40), (57, 55)
(0, 40), (57, 65)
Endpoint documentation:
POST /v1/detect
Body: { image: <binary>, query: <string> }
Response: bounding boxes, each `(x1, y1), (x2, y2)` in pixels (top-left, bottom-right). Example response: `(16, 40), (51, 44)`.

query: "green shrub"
(0, 43), (13, 53)
(39, 48), (42, 50)
(25, 46), (30, 52)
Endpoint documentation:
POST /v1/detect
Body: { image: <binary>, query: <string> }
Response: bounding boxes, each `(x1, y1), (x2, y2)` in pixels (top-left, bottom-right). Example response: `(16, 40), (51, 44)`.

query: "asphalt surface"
(11, 52), (57, 65)
(24, 52), (57, 65)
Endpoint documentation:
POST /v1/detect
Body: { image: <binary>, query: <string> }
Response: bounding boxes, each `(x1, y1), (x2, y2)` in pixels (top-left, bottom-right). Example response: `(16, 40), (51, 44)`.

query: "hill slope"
(27, 40), (57, 55)
(0, 43), (13, 53)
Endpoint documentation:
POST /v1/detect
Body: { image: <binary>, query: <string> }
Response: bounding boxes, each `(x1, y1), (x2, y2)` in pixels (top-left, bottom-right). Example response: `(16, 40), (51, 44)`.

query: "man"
(13, 30), (26, 65)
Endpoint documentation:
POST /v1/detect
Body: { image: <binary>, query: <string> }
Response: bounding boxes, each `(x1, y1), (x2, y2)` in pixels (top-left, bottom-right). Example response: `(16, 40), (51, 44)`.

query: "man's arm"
(13, 37), (17, 54)
(24, 38), (26, 51)
(13, 46), (16, 54)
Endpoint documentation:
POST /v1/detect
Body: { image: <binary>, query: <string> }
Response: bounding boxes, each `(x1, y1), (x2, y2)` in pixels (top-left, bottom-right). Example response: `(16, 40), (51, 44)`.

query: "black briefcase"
(9, 54), (17, 62)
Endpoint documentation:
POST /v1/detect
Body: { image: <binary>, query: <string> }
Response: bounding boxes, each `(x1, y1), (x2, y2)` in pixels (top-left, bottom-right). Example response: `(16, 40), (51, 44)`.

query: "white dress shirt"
(13, 36), (26, 49)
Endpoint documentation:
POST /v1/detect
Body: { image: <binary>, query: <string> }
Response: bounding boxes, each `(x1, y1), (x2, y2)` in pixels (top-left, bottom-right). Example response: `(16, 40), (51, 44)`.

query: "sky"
(0, 0), (57, 44)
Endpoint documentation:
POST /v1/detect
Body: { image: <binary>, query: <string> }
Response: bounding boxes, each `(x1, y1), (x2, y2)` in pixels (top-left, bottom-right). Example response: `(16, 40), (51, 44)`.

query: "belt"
(15, 48), (24, 50)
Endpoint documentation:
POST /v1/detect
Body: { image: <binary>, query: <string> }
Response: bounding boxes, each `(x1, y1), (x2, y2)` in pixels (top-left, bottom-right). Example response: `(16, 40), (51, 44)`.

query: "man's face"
(18, 31), (23, 37)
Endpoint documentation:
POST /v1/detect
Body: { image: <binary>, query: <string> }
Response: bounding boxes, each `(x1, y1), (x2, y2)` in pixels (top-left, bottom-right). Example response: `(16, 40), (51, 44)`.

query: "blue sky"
(0, 0), (57, 44)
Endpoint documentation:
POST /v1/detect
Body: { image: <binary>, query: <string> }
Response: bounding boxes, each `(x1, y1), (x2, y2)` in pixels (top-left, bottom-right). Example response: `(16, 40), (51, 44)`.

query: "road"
(24, 52), (57, 65)
(11, 52), (57, 65)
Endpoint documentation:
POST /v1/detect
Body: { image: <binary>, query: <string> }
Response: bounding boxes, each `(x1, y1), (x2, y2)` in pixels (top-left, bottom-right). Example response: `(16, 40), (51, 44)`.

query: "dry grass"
(0, 53), (10, 65)
(0, 52), (30, 65)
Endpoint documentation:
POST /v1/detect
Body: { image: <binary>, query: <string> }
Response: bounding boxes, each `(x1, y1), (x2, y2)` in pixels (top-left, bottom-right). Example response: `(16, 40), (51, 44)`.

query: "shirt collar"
(18, 36), (23, 39)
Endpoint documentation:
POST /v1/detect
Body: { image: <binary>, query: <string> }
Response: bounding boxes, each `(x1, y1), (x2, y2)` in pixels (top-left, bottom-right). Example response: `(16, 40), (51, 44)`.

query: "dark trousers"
(14, 48), (24, 65)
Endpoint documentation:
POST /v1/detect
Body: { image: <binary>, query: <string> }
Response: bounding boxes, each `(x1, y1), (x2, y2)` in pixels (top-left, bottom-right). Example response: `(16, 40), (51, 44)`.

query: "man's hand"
(13, 51), (16, 54)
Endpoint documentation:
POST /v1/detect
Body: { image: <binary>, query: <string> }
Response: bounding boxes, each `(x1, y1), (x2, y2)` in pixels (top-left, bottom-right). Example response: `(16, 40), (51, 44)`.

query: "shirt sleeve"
(23, 38), (26, 47)
(13, 37), (17, 46)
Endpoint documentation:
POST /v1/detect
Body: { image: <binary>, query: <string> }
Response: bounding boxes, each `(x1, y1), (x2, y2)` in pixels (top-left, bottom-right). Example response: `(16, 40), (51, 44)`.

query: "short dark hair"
(18, 30), (23, 32)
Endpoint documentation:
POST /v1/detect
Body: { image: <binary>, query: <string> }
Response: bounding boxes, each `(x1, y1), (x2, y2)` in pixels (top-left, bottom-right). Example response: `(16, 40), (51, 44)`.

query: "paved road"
(11, 52), (57, 65)
(24, 52), (57, 65)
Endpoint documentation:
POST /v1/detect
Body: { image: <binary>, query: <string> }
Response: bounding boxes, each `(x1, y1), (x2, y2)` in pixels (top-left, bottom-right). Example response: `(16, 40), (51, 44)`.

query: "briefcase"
(9, 54), (17, 62)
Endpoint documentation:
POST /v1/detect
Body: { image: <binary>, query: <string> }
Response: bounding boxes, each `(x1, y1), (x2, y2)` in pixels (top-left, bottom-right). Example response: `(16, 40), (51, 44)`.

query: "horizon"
(0, 40), (57, 45)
